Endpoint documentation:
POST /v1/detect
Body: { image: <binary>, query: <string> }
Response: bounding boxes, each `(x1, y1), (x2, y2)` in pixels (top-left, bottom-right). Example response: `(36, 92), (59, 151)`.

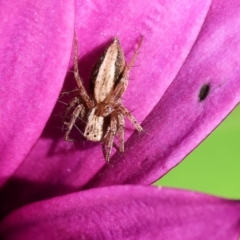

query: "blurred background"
(154, 104), (240, 199)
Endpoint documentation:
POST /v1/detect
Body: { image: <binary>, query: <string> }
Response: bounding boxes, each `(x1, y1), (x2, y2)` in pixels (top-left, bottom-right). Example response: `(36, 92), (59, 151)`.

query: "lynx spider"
(63, 33), (143, 161)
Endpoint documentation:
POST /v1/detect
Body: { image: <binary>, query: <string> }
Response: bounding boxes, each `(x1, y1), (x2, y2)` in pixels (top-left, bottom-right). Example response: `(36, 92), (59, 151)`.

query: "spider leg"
(60, 88), (79, 98)
(103, 115), (118, 161)
(63, 96), (79, 121)
(64, 104), (85, 141)
(119, 105), (143, 132)
(73, 32), (94, 109)
(117, 113), (125, 152)
(127, 36), (143, 70)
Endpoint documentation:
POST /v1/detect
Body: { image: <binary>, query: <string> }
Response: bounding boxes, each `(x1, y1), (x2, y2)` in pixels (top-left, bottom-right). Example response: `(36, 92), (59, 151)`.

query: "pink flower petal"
(0, 186), (239, 239)
(0, 0), (74, 187)
(1, 0), (210, 207)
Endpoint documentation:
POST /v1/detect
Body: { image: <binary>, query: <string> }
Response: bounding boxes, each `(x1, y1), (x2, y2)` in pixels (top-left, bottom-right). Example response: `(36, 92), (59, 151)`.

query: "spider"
(63, 33), (143, 161)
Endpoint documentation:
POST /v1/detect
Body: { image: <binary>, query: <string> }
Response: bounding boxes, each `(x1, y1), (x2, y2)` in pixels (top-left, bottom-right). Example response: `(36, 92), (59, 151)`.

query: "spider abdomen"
(91, 38), (125, 103)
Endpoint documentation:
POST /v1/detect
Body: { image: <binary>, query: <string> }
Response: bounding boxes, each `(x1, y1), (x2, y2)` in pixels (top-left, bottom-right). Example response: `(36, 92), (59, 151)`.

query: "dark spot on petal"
(86, 132), (89, 135)
(199, 84), (210, 101)
(94, 135), (97, 138)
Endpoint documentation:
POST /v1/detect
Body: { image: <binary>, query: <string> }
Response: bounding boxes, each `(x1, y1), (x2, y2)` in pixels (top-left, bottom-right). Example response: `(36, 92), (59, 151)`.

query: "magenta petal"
(0, 186), (239, 240)
(0, 1), (74, 187)
(5, 0), (210, 195)
(85, 0), (240, 187)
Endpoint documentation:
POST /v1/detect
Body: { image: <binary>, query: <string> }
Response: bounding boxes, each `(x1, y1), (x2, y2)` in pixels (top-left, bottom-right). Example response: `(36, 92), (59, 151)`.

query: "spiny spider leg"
(119, 105), (143, 132)
(117, 113), (125, 152)
(60, 89), (79, 98)
(73, 32), (94, 109)
(127, 35), (143, 70)
(63, 96), (79, 121)
(104, 116), (118, 161)
(64, 104), (85, 141)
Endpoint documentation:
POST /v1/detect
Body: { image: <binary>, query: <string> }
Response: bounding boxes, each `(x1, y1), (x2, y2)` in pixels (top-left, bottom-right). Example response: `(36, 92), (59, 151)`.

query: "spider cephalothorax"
(63, 33), (143, 161)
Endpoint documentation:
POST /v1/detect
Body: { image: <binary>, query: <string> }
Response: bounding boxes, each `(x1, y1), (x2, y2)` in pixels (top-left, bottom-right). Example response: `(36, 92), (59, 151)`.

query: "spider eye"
(86, 132), (89, 136)
(94, 134), (97, 138)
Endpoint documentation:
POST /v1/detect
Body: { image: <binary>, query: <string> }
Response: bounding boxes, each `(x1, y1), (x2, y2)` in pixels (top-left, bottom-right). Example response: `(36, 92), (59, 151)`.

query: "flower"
(0, 0), (239, 239)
